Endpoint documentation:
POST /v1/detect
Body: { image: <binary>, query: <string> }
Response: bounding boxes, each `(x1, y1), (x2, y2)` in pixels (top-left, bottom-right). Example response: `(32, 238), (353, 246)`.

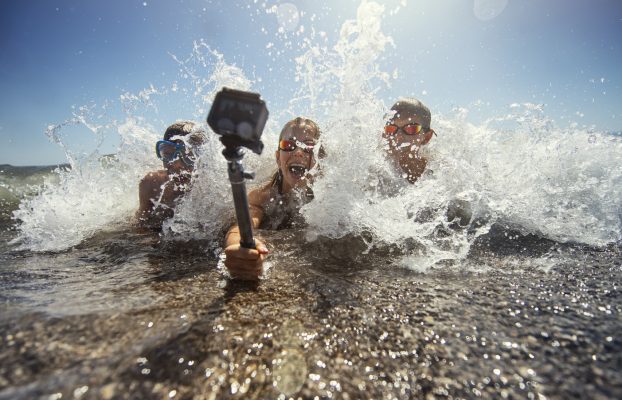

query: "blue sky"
(1, 0), (621, 166)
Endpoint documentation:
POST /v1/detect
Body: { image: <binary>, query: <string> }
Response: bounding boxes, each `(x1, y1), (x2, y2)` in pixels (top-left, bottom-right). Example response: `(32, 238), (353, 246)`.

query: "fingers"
(224, 244), (263, 260)
(224, 242), (268, 281)
(255, 239), (269, 255)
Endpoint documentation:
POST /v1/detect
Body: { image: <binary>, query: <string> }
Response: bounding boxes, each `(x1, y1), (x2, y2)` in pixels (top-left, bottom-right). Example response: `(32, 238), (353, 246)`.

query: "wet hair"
(163, 121), (198, 141)
(390, 98), (432, 130)
(279, 117), (321, 141)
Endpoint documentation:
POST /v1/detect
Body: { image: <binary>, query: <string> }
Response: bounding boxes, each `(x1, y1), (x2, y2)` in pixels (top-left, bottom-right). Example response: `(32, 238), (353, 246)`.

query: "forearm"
(134, 191), (155, 227)
(224, 213), (261, 247)
(225, 226), (241, 248)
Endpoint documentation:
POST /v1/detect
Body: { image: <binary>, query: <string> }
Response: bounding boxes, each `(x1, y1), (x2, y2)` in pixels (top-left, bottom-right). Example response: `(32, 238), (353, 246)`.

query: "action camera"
(207, 87), (268, 155)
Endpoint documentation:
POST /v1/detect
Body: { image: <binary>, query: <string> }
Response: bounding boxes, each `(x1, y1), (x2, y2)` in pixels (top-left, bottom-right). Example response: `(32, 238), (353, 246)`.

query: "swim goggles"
(384, 123), (427, 137)
(278, 139), (316, 153)
(155, 140), (197, 166)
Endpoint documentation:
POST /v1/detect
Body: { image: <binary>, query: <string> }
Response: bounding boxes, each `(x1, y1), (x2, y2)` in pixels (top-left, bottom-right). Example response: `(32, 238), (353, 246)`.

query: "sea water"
(1, 1), (621, 399)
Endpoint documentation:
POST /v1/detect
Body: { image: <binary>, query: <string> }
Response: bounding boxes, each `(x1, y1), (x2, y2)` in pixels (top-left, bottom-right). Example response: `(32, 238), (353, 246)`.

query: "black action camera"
(207, 87), (268, 155)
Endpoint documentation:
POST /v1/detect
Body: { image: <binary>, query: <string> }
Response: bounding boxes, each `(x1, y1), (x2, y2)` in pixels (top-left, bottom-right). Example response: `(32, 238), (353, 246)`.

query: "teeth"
(288, 164), (307, 177)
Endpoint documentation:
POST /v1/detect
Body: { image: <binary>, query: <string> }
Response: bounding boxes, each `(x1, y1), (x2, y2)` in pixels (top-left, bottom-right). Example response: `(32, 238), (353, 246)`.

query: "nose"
(292, 146), (308, 156)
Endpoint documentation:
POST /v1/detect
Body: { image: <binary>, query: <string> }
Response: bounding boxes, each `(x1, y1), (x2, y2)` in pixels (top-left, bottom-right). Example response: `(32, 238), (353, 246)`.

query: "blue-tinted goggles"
(155, 140), (196, 167)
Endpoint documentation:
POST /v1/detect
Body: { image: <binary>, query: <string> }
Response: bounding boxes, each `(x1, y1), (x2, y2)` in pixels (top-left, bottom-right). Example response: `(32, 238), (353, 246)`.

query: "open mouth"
(287, 163), (308, 179)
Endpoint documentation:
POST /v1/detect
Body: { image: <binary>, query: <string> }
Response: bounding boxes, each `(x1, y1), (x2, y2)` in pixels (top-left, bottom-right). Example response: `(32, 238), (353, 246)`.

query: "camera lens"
(217, 118), (235, 133)
(237, 122), (253, 140)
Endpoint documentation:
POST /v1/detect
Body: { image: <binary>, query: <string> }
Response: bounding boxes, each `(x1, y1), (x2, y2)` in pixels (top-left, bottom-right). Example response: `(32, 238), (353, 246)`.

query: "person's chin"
(284, 173), (301, 187)
(285, 173), (311, 191)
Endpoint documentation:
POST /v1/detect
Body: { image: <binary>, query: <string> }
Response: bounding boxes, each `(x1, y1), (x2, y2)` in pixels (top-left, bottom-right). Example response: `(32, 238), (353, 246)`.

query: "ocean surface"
(2, 2), (622, 398)
(1, 163), (621, 399)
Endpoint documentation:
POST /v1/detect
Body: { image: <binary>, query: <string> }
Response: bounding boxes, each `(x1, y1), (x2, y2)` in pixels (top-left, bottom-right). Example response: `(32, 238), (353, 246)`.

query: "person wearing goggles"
(223, 117), (322, 280)
(134, 121), (205, 230)
(382, 99), (472, 226)
(383, 98), (436, 184)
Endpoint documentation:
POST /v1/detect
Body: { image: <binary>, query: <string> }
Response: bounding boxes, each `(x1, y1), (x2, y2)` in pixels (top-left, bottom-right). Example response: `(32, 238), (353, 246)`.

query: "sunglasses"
(155, 140), (197, 166)
(278, 139), (316, 153)
(384, 123), (428, 137)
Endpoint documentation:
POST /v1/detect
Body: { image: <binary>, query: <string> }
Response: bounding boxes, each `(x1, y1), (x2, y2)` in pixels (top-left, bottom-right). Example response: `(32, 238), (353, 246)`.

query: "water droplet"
(473, 0), (509, 21)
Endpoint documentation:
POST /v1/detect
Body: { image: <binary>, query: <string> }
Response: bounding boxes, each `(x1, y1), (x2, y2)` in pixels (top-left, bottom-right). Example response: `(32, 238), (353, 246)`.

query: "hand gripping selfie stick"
(207, 88), (269, 249)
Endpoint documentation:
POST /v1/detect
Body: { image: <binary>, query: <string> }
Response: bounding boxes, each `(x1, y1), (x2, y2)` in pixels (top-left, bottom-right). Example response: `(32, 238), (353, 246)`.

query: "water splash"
(10, 1), (622, 270)
(11, 45), (260, 252)
(297, 2), (622, 271)
(297, 0), (396, 237)
(306, 95), (622, 270)
(12, 120), (155, 251)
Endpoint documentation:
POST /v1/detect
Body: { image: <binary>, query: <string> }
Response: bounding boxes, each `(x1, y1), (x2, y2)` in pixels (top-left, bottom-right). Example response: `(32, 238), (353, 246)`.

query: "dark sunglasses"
(384, 123), (428, 137)
(278, 139), (316, 153)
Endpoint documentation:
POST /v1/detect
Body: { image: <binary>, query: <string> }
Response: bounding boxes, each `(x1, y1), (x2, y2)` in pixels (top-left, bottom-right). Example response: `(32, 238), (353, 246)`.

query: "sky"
(1, 0), (621, 166)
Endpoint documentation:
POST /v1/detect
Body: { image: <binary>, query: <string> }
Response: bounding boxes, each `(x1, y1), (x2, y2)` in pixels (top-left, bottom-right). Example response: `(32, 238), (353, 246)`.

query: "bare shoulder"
(139, 170), (168, 192)
(135, 170), (170, 228)
(248, 180), (274, 209)
(138, 170), (168, 210)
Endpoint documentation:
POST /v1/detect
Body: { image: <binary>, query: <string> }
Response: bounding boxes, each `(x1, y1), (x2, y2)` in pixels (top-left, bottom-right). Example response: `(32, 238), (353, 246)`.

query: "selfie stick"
(222, 146), (256, 249)
(207, 87), (268, 251)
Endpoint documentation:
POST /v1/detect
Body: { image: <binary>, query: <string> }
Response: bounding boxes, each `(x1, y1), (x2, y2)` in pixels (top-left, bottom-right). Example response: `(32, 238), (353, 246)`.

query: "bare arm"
(134, 171), (171, 230)
(135, 174), (159, 227)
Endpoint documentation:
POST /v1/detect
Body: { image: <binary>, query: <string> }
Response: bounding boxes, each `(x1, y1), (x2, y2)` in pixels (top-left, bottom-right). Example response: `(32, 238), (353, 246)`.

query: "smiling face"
(275, 118), (320, 193)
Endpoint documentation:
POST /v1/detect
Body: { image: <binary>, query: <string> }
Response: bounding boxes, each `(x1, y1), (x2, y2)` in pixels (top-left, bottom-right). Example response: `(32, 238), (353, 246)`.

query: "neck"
(281, 180), (312, 197)
(168, 171), (192, 185)
(398, 153), (427, 184)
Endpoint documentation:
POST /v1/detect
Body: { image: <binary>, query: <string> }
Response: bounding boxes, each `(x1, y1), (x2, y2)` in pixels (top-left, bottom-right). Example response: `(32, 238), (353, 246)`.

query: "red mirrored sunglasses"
(278, 139), (316, 153)
(383, 123), (427, 137)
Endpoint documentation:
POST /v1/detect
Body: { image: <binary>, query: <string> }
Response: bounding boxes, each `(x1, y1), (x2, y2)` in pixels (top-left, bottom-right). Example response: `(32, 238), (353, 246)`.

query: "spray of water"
(296, 1), (622, 271)
(11, 1), (622, 271)
(11, 44), (263, 251)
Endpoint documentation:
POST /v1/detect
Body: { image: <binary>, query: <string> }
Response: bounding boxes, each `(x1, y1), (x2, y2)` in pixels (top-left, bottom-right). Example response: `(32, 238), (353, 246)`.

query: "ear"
(422, 129), (435, 145)
(275, 149), (280, 164)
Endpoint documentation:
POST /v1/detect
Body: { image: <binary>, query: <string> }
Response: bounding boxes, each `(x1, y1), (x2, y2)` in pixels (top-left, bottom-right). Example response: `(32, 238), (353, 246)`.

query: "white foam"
(296, 2), (622, 271)
(12, 45), (265, 252)
(12, 1), (622, 266)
